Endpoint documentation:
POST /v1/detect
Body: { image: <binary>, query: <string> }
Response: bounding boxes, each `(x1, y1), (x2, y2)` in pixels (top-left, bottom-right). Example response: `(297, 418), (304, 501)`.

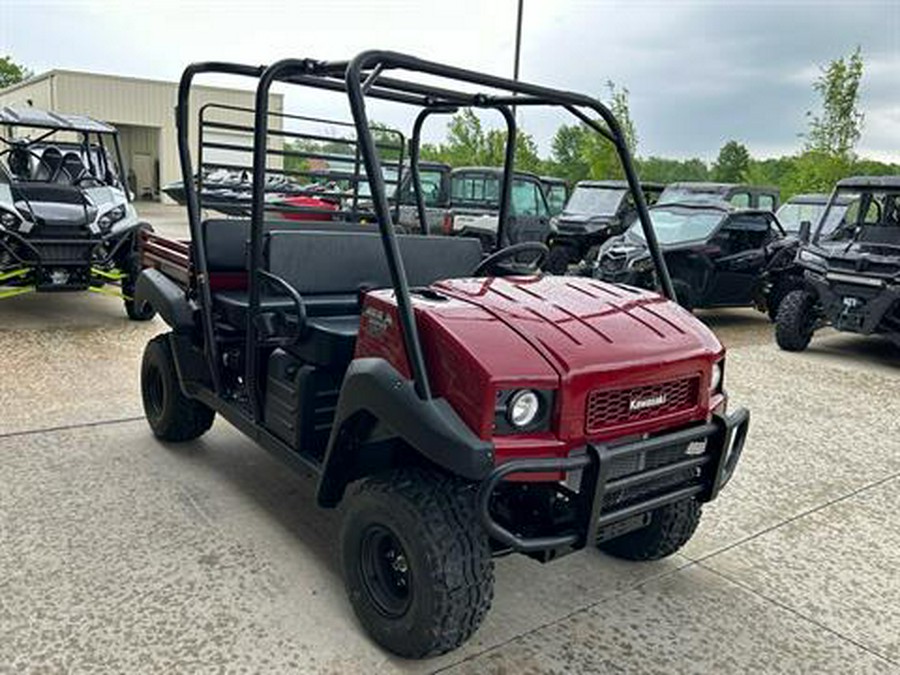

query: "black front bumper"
(807, 272), (900, 336)
(477, 408), (750, 554)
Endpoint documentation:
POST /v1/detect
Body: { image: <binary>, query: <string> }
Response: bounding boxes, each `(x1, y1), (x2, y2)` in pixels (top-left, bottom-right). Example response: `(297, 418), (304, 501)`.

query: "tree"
(550, 124), (590, 183)
(0, 56), (31, 89)
(804, 47), (865, 157)
(636, 157), (710, 183)
(419, 109), (544, 172)
(713, 141), (751, 182)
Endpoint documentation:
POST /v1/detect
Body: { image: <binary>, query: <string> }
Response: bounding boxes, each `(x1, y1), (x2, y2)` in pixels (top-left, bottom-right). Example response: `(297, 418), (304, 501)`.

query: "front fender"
(316, 358), (495, 507)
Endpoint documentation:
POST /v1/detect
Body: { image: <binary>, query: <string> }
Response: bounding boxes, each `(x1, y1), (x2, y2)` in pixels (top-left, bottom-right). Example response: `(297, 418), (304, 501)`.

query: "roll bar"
(175, 52), (676, 416)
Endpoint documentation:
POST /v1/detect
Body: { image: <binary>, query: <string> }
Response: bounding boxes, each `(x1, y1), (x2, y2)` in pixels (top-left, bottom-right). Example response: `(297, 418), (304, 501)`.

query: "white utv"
(0, 106), (153, 319)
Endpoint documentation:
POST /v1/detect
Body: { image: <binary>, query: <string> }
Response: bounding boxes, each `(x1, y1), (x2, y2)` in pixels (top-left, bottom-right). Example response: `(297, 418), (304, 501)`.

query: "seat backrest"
(201, 218), (378, 272)
(61, 152), (86, 183)
(265, 230), (482, 295)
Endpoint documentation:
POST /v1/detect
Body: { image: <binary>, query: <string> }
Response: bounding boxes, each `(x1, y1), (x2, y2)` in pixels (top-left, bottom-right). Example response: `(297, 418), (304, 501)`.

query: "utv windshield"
(815, 188), (900, 244)
(544, 183), (568, 215)
(563, 185), (625, 216)
(626, 206), (724, 245)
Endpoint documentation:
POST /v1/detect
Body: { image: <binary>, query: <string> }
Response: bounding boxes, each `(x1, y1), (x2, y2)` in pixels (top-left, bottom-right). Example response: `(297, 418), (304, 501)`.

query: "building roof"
(0, 68), (281, 99)
(0, 106), (116, 133)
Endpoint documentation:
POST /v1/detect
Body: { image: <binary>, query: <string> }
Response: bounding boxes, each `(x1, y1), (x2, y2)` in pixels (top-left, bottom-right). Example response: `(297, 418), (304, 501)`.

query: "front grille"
(586, 377), (700, 433)
(31, 242), (95, 264)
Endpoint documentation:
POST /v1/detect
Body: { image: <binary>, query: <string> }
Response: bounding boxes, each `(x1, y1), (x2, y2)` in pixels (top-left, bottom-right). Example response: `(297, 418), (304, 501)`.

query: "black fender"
(316, 358), (495, 507)
(134, 268), (194, 330)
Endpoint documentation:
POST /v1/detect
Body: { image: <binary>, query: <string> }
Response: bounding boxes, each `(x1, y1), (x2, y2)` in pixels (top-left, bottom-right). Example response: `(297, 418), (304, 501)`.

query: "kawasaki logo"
(629, 393), (667, 412)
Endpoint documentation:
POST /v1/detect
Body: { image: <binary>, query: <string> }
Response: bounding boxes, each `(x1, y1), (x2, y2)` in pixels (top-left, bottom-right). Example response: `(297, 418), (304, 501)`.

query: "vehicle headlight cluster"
(98, 205), (126, 231)
(629, 255), (654, 272)
(710, 361), (723, 393)
(0, 209), (20, 230)
(495, 388), (553, 434)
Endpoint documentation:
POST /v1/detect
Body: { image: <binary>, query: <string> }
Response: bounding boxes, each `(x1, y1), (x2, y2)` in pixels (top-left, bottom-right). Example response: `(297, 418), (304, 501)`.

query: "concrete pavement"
(0, 206), (898, 673)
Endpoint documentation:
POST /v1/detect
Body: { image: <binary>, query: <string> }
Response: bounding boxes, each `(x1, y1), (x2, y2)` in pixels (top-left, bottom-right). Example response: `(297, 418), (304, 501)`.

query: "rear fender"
(316, 358), (494, 507)
(134, 268), (194, 331)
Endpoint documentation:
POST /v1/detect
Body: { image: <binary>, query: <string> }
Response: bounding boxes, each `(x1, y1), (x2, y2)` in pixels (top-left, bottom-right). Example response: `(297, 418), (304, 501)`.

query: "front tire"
(341, 468), (494, 658)
(124, 224), (156, 321)
(141, 334), (215, 441)
(775, 289), (818, 352)
(598, 498), (701, 561)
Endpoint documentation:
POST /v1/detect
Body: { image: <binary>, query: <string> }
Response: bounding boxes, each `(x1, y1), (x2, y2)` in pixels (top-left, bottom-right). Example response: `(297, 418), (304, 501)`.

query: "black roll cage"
(175, 51), (675, 416)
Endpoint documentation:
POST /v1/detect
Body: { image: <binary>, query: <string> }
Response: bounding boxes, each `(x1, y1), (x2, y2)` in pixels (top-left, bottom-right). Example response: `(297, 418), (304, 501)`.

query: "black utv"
(544, 179), (664, 274)
(658, 182), (780, 211)
(775, 176), (900, 351)
(592, 200), (799, 318)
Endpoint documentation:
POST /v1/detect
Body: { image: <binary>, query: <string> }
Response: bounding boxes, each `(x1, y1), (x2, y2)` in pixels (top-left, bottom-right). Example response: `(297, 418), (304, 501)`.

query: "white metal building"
(0, 70), (283, 202)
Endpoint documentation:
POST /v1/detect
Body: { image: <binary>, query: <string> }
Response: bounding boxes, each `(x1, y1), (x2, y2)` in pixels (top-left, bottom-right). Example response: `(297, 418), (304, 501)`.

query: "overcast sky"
(2, 0), (898, 162)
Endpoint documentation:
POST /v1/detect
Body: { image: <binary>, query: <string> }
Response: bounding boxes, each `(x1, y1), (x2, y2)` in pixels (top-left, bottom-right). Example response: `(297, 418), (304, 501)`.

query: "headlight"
(0, 209), (20, 230)
(98, 205), (126, 230)
(494, 388), (553, 434)
(710, 361), (723, 393)
(629, 256), (654, 272)
(509, 390), (541, 428)
(798, 249), (825, 267)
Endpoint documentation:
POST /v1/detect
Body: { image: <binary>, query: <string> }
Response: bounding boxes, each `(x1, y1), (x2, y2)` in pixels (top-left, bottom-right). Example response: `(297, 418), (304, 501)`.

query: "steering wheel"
(472, 241), (549, 277)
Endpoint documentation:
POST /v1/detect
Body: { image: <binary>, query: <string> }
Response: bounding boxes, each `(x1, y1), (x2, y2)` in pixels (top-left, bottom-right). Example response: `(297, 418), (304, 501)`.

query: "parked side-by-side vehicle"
(0, 106), (153, 319)
(134, 52), (750, 659)
(545, 179), (665, 273)
(776, 176), (900, 351)
(593, 201), (800, 319)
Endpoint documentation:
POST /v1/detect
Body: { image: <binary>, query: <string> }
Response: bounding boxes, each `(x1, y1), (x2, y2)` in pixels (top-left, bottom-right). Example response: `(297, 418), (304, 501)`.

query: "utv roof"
(540, 175), (567, 185)
(835, 175), (900, 189)
(785, 193), (830, 204)
(576, 179), (665, 190)
(665, 182), (737, 191)
(785, 193), (854, 205)
(451, 166), (541, 180)
(0, 106), (117, 134)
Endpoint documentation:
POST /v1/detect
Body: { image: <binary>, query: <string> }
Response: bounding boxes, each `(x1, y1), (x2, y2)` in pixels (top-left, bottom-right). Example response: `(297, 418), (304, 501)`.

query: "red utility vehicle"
(135, 53), (749, 658)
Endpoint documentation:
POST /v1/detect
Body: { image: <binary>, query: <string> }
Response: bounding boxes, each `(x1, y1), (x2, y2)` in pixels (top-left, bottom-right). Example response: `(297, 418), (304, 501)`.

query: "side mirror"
(798, 220), (812, 243)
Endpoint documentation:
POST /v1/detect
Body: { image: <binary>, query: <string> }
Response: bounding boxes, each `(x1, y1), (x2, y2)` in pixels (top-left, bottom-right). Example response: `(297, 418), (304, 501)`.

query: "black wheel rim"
(359, 524), (412, 619)
(144, 363), (165, 421)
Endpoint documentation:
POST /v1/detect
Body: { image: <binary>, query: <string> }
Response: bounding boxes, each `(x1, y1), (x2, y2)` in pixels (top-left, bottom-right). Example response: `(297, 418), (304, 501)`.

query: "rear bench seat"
(203, 219), (482, 365)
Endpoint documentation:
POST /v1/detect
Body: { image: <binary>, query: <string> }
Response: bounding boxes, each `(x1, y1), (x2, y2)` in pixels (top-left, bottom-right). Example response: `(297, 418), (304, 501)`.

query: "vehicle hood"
(430, 275), (722, 381)
(14, 200), (96, 229)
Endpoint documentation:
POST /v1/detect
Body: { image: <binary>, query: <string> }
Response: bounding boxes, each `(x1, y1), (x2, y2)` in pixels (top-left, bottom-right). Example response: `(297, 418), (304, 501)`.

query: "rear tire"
(545, 244), (575, 275)
(141, 334), (215, 441)
(775, 289), (817, 352)
(341, 468), (494, 658)
(599, 498), (701, 561)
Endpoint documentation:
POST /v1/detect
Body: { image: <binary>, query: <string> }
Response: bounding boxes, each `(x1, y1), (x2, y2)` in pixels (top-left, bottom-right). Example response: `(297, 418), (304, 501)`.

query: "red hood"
(432, 275), (722, 380)
(359, 275), (724, 443)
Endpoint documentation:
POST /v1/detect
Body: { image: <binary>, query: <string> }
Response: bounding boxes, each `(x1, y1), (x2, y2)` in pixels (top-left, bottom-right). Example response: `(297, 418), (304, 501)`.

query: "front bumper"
(0, 228), (134, 292)
(477, 408), (749, 554)
(807, 272), (900, 335)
